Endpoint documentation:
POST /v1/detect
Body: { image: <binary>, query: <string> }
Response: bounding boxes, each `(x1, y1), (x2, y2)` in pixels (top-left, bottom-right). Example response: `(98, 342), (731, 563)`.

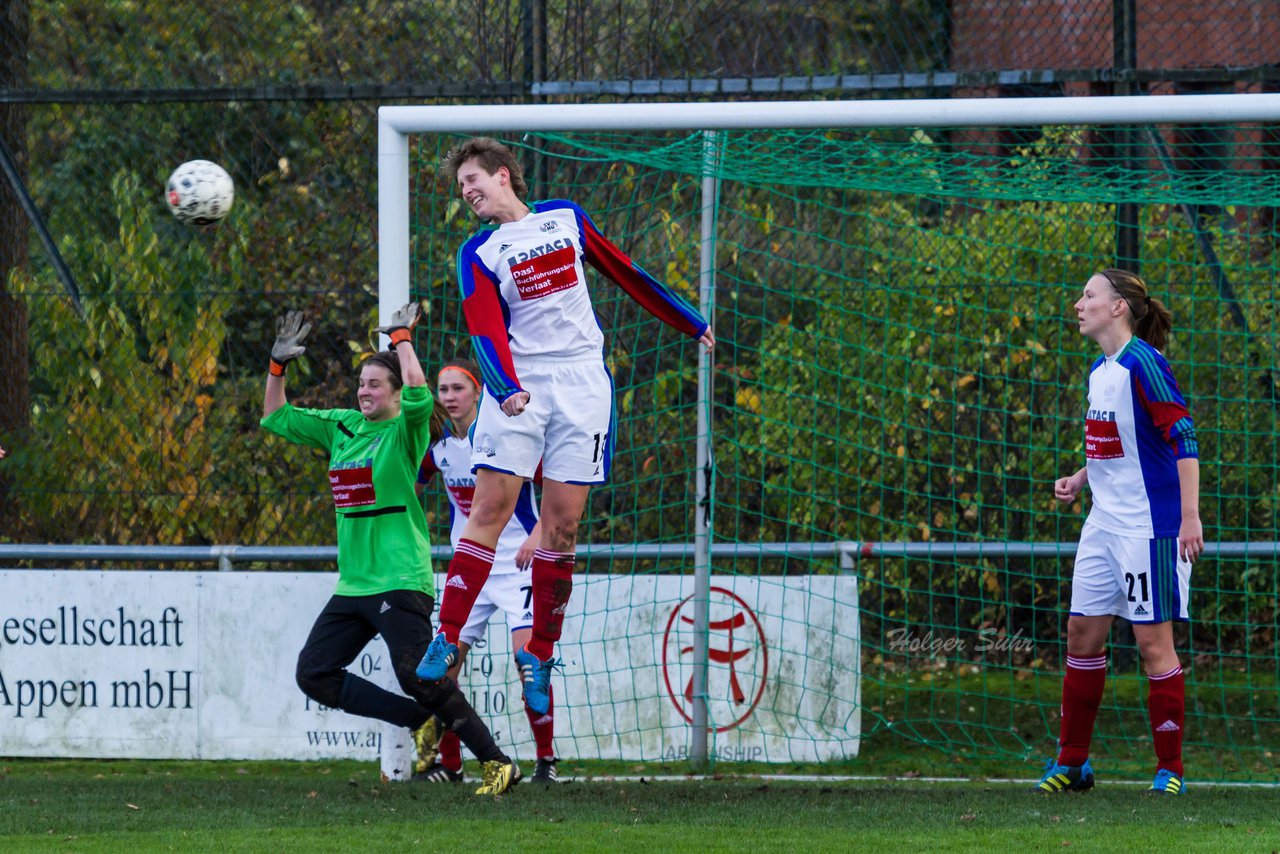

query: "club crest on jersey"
(539, 220), (559, 232)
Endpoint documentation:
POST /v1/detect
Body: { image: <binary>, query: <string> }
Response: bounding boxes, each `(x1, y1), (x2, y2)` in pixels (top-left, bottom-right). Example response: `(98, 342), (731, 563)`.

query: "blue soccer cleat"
(1149, 769), (1184, 795)
(514, 644), (562, 715)
(1033, 757), (1096, 793)
(416, 632), (459, 682)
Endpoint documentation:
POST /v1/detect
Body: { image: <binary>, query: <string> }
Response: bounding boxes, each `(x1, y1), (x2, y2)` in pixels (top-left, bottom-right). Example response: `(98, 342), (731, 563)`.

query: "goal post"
(378, 94), (1280, 783)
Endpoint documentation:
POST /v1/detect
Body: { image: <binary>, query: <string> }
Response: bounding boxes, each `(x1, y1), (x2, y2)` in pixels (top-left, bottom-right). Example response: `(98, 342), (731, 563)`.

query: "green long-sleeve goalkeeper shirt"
(261, 385), (435, 598)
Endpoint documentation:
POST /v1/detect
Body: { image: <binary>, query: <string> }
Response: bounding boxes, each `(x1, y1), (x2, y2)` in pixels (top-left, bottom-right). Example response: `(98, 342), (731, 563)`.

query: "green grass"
(853, 664), (1280, 781)
(2, 760), (1278, 852)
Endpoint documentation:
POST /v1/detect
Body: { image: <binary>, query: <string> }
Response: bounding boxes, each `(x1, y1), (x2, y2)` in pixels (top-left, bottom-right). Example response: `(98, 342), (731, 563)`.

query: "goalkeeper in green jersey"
(260, 303), (519, 796)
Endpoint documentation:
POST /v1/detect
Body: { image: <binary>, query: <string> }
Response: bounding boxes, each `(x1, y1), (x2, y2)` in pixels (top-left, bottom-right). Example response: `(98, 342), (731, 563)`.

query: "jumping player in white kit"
(416, 137), (714, 718)
(1036, 268), (1203, 796)
(414, 358), (562, 785)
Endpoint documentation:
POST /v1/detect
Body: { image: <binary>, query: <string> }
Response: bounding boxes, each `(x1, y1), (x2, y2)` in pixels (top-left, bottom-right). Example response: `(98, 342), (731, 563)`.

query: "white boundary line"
(561, 774), (1280, 788)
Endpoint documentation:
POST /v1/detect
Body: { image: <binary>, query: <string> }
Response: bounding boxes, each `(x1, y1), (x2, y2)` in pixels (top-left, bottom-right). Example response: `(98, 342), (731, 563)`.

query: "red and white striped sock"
(435, 539), (495, 644)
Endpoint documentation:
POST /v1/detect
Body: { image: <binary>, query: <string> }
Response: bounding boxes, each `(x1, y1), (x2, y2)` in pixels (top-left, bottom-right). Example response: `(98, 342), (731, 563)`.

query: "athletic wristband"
(388, 328), (412, 347)
(268, 358), (288, 377)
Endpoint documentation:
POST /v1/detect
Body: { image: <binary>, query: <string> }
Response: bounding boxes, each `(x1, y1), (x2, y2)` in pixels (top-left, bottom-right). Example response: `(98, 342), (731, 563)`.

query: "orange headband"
(438, 366), (482, 391)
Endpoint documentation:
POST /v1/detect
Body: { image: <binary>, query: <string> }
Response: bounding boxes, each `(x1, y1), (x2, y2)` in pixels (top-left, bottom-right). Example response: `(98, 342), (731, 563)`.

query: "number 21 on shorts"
(1125, 570), (1150, 607)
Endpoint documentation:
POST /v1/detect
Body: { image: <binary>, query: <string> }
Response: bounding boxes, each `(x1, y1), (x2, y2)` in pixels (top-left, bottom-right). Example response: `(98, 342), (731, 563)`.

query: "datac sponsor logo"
(1085, 417), (1124, 459)
(661, 587), (767, 732)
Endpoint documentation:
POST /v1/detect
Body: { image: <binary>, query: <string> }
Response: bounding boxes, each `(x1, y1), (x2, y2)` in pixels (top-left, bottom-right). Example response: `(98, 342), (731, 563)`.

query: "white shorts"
(471, 358), (614, 484)
(458, 570), (535, 647)
(1069, 522), (1191, 623)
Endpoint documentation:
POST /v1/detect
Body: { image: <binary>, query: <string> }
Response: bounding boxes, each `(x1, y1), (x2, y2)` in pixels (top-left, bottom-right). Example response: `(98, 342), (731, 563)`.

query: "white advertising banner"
(0, 570), (859, 766)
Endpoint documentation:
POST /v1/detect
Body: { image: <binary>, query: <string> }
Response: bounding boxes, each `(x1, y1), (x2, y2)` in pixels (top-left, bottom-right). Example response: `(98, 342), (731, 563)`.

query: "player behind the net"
(416, 137), (714, 715)
(1036, 269), (1203, 796)
(414, 358), (562, 785)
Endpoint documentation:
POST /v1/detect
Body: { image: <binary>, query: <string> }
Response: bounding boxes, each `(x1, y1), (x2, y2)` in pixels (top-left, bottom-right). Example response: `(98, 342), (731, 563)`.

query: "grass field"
(3, 760), (1278, 852)
(858, 665), (1280, 782)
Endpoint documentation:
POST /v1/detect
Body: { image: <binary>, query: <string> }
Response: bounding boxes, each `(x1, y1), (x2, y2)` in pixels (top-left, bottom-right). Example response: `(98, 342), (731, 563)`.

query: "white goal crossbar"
(378, 92), (1280, 324)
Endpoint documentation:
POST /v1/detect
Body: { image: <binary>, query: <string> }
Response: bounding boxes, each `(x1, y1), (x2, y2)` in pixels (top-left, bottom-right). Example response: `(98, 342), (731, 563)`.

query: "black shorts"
(297, 588), (436, 687)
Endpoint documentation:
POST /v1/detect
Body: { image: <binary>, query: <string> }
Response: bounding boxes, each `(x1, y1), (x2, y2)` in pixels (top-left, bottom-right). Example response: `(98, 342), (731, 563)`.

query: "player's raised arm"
(262, 309), (310, 419)
(375, 301), (427, 389)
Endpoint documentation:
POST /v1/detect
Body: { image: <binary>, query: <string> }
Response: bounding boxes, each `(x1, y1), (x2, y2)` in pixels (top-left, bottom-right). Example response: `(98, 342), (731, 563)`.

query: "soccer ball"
(166, 160), (235, 225)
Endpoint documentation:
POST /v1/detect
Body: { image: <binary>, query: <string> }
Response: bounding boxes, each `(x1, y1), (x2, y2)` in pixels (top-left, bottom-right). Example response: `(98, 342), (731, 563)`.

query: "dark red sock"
(1057, 653), (1107, 767)
(524, 684), (555, 760)
(1147, 665), (1185, 776)
(435, 539), (495, 644)
(527, 549), (575, 660)
(438, 730), (462, 773)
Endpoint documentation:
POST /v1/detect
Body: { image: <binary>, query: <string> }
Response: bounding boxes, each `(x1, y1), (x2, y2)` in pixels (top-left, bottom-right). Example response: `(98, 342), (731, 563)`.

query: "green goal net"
(407, 121), (1279, 781)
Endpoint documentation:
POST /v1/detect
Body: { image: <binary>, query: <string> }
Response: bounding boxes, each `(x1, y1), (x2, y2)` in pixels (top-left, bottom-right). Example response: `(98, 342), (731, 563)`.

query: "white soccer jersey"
(457, 199), (707, 404)
(1082, 337), (1197, 538)
(418, 431), (539, 574)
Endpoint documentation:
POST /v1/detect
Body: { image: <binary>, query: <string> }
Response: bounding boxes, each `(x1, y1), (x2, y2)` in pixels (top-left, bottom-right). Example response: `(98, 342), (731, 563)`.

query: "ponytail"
(427, 402), (446, 446)
(1098, 268), (1173, 351)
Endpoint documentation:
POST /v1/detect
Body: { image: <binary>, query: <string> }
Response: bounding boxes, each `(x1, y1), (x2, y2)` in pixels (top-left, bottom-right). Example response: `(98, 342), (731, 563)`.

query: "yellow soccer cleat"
(412, 715), (443, 775)
(475, 759), (521, 796)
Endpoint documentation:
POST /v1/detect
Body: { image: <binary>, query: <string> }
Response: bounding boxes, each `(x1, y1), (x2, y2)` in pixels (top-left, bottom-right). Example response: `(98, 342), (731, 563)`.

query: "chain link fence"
(2, 1), (1278, 547)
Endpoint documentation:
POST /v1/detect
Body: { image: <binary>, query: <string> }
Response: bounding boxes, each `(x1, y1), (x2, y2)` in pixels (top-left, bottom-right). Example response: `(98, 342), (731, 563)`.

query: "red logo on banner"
(510, 246), (578, 300)
(329, 465), (376, 508)
(662, 587), (768, 732)
(1085, 419), (1124, 459)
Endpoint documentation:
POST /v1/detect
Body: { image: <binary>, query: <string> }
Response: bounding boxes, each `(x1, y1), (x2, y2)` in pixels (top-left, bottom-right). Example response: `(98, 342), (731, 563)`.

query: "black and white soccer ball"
(166, 160), (235, 225)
